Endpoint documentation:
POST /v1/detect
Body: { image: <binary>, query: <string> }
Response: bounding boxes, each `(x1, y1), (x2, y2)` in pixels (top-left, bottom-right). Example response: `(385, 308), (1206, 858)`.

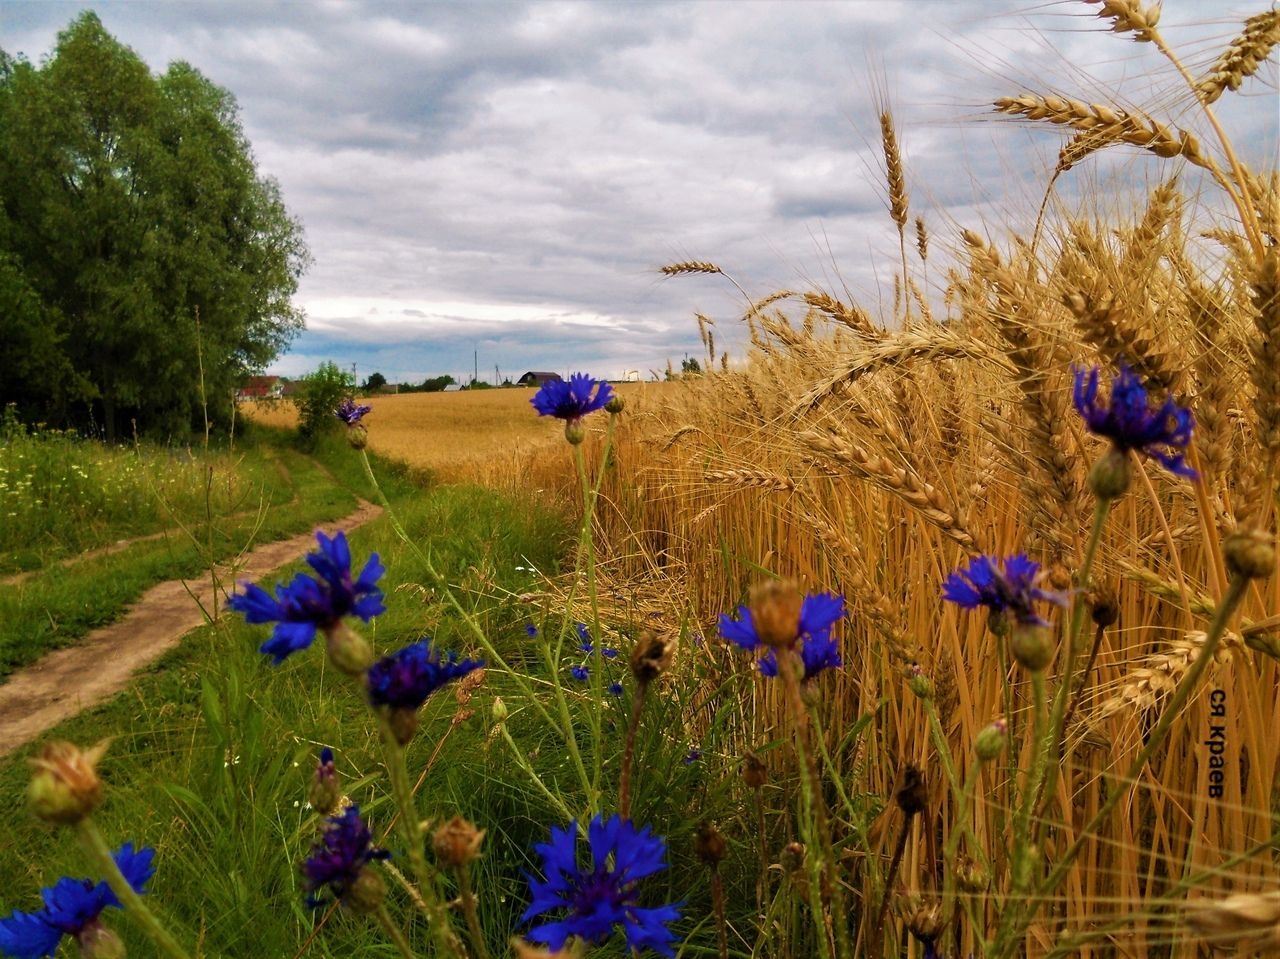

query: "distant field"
(242, 380), (670, 482)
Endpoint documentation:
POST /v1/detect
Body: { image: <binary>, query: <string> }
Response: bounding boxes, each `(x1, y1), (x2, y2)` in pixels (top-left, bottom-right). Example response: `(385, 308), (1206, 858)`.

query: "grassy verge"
(0, 427), (380, 679)
(0, 444), (577, 957)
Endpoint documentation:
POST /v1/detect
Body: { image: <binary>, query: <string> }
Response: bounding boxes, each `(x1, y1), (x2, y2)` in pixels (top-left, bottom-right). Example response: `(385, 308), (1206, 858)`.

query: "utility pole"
(474, 349), (478, 385)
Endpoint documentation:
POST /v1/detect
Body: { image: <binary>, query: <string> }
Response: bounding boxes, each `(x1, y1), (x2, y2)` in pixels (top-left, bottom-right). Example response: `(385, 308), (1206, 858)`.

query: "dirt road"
(0, 500), (382, 757)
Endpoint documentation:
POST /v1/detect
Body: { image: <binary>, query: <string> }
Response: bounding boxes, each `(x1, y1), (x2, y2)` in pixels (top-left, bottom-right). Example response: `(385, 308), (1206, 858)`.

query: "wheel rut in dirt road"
(0, 500), (382, 758)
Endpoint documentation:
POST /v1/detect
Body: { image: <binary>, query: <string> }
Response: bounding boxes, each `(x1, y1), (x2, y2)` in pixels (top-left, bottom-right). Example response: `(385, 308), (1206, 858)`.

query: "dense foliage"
(0, 12), (309, 440)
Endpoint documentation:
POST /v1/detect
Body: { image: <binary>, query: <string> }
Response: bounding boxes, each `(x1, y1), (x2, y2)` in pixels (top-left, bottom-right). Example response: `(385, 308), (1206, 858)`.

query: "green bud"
(605, 394), (625, 415)
(907, 665), (933, 700)
(323, 621), (374, 676)
(491, 696), (509, 722)
(565, 420), (586, 445)
(77, 923), (126, 959)
(1010, 622), (1054, 672)
(342, 867), (387, 915)
(387, 706), (419, 746)
(28, 740), (108, 826)
(974, 718), (1008, 762)
(1087, 447), (1131, 500)
(1223, 528), (1276, 581)
(346, 424), (369, 450)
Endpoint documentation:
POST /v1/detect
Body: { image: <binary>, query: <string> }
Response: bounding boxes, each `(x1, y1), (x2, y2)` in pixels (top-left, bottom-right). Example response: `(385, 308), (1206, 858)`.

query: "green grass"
(0, 426), (770, 959)
(0, 426), (373, 679)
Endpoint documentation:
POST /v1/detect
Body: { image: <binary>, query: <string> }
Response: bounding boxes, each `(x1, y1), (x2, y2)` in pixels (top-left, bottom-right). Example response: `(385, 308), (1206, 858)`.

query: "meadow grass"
(0, 427), (366, 679)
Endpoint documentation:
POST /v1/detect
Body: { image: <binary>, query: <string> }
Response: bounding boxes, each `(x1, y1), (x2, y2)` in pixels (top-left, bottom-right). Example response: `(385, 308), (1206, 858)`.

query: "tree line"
(0, 12), (309, 440)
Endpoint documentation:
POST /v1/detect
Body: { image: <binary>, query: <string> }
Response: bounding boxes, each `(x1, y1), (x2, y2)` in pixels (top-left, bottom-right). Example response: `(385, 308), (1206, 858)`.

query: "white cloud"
(3, 0), (1274, 382)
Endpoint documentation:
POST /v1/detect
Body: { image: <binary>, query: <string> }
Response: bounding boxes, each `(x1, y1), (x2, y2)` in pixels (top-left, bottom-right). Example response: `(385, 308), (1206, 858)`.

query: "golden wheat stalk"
(1090, 630), (1241, 726)
(880, 112), (909, 231)
(703, 469), (796, 492)
(1184, 890), (1280, 951)
(1196, 9), (1280, 105)
(798, 428), (975, 549)
(660, 261), (723, 277)
(993, 94), (1209, 169)
(796, 325), (1011, 412)
(1085, 0), (1162, 43)
(798, 291), (880, 339)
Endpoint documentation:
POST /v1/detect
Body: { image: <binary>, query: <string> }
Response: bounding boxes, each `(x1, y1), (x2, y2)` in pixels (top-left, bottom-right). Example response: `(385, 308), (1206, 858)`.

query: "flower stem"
(992, 571), (1252, 957)
(454, 863), (490, 959)
(1034, 495), (1110, 833)
(779, 650), (849, 959)
(374, 902), (420, 959)
(618, 679), (649, 820)
(375, 715), (465, 956)
(75, 818), (194, 959)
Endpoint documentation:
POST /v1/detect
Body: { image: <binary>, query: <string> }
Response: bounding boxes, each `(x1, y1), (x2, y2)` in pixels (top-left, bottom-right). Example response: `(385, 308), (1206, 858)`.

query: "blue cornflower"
(608, 682), (624, 696)
(366, 640), (484, 709)
(684, 748), (701, 765)
(334, 398), (373, 426)
(531, 373), (614, 423)
(1073, 363), (1197, 480)
(942, 554), (1067, 626)
(302, 805), (390, 910)
(522, 814), (681, 956)
(526, 623), (539, 638)
(602, 647), (619, 660)
(718, 591), (846, 680)
(0, 844), (154, 958)
(227, 530), (385, 663)
(570, 665), (590, 682)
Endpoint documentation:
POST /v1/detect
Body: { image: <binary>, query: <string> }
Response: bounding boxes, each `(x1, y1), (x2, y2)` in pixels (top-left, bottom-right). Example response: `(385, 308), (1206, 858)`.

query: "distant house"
(442, 383), (465, 392)
(236, 375), (282, 400)
(517, 371), (561, 387)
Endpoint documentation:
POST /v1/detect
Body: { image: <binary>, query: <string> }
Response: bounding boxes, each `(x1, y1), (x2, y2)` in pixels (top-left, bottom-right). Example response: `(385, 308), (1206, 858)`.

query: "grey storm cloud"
(2, 1), (1275, 383)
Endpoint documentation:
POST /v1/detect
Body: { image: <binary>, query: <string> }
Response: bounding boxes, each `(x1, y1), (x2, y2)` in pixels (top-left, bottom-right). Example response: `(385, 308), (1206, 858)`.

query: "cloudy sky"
(3, 2), (1275, 385)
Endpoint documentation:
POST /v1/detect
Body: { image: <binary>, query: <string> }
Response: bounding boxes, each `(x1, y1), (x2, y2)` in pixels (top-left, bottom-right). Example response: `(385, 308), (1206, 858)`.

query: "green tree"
(0, 13), (308, 440)
(362, 372), (387, 392)
(296, 361), (354, 443)
(681, 356), (703, 376)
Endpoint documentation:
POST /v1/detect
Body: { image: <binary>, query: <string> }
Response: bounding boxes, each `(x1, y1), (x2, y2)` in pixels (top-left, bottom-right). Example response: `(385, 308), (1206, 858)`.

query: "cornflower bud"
(693, 821), (728, 866)
(492, 696), (509, 723)
(433, 815), (485, 868)
(741, 751), (768, 789)
(1087, 447), (1132, 500)
(308, 747), (341, 816)
(1010, 621), (1054, 672)
(903, 896), (944, 945)
(748, 580), (805, 648)
(954, 854), (990, 893)
(895, 764), (928, 818)
(346, 424), (369, 450)
(779, 841), (806, 877)
(907, 663), (933, 700)
(629, 631), (674, 685)
(564, 420), (587, 445)
(77, 923), (126, 959)
(1089, 584), (1120, 627)
(323, 621), (374, 676)
(604, 394), (625, 415)
(1223, 528), (1276, 581)
(343, 868), (388, 915)
(974, 718), (1008, 762)
(28, 740), (109, 825)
